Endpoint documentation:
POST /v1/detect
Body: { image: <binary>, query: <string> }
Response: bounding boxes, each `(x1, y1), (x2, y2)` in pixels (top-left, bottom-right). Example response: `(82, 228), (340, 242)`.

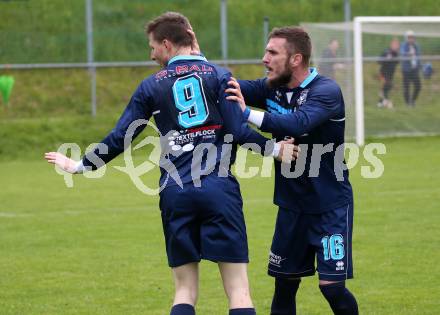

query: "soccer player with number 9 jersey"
(45, 12), (300, 315)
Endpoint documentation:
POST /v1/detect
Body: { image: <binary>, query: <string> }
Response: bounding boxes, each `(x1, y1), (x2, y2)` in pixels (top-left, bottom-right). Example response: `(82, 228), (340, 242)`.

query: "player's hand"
(275, 138), (300, 163)
(187, 28), (201, 55)
(44, 152), (79, 174)
(225, 77), (246, 112)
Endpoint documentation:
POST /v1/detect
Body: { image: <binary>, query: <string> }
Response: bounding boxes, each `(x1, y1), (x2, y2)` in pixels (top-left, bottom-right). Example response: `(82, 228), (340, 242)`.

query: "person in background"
(400, 30), (422, 106)
(377, 38), (400, 109)
(319, 39), (343, 80)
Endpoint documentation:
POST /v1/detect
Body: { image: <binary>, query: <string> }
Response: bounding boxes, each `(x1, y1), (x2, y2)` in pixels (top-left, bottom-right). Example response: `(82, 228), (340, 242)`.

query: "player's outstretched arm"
(44, 152), (82, 174)
(227, 78), (342, 137)
(81, 84), (152, 170)
(45, 83), (152, 173)
(259, 91), (341, 136)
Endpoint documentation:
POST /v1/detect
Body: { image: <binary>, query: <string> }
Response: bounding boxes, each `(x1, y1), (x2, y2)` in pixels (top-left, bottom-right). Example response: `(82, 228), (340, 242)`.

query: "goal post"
(353, 18), (363, 145)
(353, 16), (440, 146)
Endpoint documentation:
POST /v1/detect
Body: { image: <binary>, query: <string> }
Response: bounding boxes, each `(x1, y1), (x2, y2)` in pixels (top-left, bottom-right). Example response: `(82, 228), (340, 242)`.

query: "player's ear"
(291, 53), (303, 67)
(163, 39), (172, 50)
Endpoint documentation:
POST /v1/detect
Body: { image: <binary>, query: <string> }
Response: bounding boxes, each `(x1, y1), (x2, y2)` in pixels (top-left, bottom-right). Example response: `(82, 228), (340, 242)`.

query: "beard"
(267, 58), (293, 89)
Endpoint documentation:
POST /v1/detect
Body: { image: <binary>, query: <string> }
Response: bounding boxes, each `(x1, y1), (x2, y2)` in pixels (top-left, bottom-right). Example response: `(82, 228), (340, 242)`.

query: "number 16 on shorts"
(321, 234), (345, 261)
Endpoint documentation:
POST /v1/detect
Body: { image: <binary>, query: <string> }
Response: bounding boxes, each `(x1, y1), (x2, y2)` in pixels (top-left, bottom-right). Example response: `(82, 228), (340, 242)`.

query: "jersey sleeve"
(259, 83), (343, 137)
(237, 78), (268, 109)
(82, 82), (153, 170)
(219, 73), (273, 156)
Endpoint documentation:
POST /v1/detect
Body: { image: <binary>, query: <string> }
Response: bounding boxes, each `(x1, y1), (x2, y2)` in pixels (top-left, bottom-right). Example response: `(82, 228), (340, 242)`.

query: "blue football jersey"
(82, 55), (271, 187)
(239, 68), (353, 213)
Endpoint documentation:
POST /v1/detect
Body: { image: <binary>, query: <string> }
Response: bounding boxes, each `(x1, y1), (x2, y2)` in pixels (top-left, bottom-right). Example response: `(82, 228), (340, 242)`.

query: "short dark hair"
(145, 12), (193, 47)
(269, 26), (311, 66)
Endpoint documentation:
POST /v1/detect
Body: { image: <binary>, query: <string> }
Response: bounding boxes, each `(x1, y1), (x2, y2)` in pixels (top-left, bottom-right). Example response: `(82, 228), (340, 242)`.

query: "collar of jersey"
(168, 55), (208, 65)
(299, 67), (318, 88)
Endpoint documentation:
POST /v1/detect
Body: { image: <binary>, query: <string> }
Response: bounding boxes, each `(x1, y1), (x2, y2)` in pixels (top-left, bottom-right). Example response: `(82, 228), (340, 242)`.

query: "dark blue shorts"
(159, 175), (248, 268)
(268, 202), (354, 281)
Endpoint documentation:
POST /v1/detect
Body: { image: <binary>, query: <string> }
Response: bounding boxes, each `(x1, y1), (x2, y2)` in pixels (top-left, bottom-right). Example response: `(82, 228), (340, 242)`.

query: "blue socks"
(270, 278), (301, 315)
(170, 303), (195, 315)
(229, 308), (256, 315)
(320, 281), (358, 315)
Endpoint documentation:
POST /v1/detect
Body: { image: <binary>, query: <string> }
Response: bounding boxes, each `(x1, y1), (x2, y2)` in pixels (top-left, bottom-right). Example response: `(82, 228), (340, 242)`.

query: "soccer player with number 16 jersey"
(225, 26), (359, 315)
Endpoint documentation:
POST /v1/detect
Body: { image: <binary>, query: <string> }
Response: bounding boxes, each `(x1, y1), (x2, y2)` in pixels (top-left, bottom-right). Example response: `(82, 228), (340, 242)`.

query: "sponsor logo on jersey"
(167, 125), (222, 152)
(297, 89), (309, 106)
(336, 260), (345, 271)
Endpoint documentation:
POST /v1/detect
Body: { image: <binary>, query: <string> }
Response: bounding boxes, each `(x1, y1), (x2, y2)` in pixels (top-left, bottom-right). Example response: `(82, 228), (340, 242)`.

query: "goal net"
(302, 17), (440, 145)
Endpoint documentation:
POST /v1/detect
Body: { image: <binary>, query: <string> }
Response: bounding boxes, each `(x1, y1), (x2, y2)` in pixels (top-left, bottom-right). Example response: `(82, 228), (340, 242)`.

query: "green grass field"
(1, 136), (439, 314)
